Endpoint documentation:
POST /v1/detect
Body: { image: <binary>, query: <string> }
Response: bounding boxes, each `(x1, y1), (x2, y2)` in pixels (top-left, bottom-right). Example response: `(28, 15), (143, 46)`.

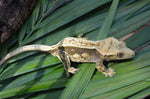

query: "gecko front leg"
(96, 60), (116, 77)
(58, 49), (79, 77)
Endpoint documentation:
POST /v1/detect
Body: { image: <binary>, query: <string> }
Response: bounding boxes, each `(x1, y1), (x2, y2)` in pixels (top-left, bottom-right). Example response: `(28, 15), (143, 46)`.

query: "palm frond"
(0, 0), (150, 98)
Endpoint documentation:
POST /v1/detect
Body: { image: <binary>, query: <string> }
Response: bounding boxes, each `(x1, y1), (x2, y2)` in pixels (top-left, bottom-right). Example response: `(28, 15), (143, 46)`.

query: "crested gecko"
(0, 37), (135, 77)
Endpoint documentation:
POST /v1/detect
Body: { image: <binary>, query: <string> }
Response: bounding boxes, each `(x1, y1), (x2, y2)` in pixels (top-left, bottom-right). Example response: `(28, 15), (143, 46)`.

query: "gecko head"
(114, 47), (135, 60)
(101, 37), (135, 60)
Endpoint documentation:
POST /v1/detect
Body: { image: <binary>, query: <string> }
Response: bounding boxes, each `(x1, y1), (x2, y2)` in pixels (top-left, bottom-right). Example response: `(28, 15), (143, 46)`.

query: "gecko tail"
(0, 45), (58, 66)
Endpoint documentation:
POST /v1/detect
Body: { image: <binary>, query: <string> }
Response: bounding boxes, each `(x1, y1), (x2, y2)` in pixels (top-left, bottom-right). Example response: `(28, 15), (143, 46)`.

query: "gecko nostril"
(132, 53), (135, 57)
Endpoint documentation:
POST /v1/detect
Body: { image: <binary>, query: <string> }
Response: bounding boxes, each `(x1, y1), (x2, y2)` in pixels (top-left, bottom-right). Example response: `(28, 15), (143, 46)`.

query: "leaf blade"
(97, 0), (119, 40)
(60, 63), (95, 99)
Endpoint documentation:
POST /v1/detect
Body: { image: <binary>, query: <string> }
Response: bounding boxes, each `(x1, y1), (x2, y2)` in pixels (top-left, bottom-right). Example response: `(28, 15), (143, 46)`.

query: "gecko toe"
(103, 68), (116, 77)
(68, 67), (80, 74)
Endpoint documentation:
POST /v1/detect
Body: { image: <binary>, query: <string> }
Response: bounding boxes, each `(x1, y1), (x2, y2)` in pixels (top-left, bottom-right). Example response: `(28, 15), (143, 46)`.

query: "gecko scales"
(0, 37), (135, 77)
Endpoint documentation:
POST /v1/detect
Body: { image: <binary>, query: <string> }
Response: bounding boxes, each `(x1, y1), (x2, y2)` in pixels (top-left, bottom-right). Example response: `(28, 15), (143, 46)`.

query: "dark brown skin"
(0, 0), (37, 47)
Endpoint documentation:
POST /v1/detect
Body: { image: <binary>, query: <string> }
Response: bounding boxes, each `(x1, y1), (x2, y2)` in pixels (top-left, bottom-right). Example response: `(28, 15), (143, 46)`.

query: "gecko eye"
(117, 52), (124, 58)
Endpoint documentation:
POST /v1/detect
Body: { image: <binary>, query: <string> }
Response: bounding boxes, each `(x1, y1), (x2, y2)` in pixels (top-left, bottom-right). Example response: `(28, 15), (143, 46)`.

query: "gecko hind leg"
(96, 61), (116, 77)
(59, 50), (79, 77)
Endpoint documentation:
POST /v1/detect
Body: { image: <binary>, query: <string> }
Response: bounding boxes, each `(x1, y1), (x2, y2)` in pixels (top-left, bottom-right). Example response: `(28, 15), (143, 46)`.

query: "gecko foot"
(77, 34), (84, 38)
(77, 34), (88, 40)
(68, 67), (80, 74)
(103, 68), (116, 77)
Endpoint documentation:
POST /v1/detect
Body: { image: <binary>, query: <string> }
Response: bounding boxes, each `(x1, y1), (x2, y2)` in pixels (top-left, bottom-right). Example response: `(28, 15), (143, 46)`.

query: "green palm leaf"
(0, 0), (150, 98)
